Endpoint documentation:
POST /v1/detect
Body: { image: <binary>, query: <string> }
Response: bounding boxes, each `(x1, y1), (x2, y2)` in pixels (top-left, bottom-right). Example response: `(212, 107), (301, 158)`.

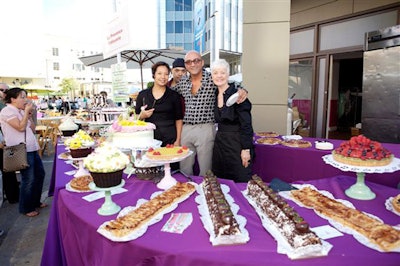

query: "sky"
(43, 0), (111, 43)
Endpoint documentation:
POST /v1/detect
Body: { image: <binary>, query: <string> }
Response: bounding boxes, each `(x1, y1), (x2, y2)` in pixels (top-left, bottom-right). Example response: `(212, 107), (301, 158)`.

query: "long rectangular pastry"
(102, 182), (195, 238)
(244, 175), (327, 259)
(291, 186), (400, 252)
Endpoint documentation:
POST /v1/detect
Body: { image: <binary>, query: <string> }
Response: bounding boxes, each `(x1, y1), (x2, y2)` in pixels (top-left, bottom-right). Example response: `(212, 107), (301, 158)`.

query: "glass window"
(166, 21), (174, 33)
(184, 21), (192, 33)
(184, 0), (192, 11)
(175, 21), (183, 33)
(166, 0), (174, 11)
(52, 47), (59, 56)
(288, 59), (313, 134)
(53, 62), (59, 71)
(175, 0), (183, 11)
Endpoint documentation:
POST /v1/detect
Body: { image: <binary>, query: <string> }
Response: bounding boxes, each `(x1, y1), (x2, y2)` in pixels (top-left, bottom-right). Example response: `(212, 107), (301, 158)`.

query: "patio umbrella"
(79, 48), (187, 89)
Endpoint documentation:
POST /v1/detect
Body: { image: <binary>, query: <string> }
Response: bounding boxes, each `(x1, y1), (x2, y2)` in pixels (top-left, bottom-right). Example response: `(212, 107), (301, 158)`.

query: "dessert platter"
(284, 184), (400, 252)
(323, 135), (400, 200)
(255, 137), (281, 145)
(195, 172), (249, 246)
(384, 194), (400, 216)
(256, 131), (280, 138)
(89, 180), (125, 216)
(143, 145), (193, 190)
(281, 139), (312, 148)
(97, 182), (196, 242)
(66, 175), (93, 193)
(243, 175), (331, 259)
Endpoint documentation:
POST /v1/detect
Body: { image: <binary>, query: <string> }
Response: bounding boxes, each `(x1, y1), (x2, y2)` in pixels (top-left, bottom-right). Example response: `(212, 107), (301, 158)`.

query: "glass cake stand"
(322, 154), (400, 200)
(69, 156), (90, 177)
(88, 179), (125, 216)
(143, 151), (193, 190)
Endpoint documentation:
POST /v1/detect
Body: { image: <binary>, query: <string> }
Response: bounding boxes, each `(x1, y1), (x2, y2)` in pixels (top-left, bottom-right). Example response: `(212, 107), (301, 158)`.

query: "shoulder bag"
(3, 131), (29, 172)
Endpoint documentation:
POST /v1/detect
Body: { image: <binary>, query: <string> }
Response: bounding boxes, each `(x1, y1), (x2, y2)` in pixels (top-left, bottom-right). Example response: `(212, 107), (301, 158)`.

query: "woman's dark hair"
(4, 87), (27, 103)
(151, 61), (171, 79)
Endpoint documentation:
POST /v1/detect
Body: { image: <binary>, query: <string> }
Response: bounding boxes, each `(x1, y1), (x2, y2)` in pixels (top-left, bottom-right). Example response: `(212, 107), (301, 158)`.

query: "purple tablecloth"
(41, 144), (400, 266)
(252, 137), (400, 188)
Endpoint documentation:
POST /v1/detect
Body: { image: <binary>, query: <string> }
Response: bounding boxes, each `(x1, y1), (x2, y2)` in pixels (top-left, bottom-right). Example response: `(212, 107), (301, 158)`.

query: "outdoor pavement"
(0, 151), (54, 266)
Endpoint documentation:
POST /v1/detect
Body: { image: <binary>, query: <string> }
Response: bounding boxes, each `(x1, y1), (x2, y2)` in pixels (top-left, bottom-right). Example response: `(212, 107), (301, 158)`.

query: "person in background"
(174, 50), (248, 176)
(100, 91), (116, 107)
(167, 58), (187, 88)
(135, 61), (183, 149)
(0, 88), (46, 217)
(210, 59), (254, 182)
(0, 83), (20, 204)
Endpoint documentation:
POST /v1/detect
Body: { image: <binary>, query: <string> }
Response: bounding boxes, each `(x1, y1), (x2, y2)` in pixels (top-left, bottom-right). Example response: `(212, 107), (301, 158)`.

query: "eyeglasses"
(185, 58), (202, 65)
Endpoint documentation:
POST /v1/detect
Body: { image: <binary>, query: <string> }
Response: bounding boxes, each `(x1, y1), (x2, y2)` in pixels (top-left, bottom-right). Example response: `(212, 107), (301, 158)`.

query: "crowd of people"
(0, 50), (254, 235)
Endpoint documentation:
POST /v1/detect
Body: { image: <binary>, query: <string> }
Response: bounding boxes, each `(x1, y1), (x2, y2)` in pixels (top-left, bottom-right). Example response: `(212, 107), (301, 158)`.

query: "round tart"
(256, 131), (279, 138)
(392, 194), (400, 213)
(281, 139), (312, 148)
(256, 137), (281, 145)
(146, 145), (189, 160)
(70, 175), (93, 191)
(332, 135), (393, 167)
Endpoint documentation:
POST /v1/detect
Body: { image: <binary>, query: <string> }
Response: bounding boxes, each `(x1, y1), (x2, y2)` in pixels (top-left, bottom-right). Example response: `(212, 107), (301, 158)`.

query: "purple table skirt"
(252, 136), (400, 188)
(41, 144), (400, 266)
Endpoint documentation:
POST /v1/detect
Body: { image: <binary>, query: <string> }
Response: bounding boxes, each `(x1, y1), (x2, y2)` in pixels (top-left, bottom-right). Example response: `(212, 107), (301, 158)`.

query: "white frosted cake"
(108, 119), (156, 149)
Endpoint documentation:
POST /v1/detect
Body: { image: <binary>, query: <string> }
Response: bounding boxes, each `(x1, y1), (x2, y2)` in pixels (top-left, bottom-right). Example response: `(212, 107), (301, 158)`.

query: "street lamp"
(210, 10), (219, 64)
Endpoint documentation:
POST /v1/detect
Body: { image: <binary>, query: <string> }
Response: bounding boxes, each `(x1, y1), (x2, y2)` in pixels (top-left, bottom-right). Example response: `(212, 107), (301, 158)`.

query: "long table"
(41, 144), (400, 265)
(252, 137), (400, 188)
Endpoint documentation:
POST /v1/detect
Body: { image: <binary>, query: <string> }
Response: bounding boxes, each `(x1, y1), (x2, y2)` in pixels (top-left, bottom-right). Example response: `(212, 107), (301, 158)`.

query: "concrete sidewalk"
(0, 153), (54, 266)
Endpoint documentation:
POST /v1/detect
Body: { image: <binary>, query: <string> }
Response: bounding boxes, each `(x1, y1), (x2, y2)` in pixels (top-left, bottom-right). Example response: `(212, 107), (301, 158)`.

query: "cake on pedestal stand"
(323, 154), (400, 200)
(143, 151), (193, 190)
(88, 180), (125, 216)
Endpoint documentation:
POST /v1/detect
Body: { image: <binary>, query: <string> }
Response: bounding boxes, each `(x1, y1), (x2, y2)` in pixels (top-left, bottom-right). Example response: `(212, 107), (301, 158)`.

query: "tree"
(59, 78), (79, 99)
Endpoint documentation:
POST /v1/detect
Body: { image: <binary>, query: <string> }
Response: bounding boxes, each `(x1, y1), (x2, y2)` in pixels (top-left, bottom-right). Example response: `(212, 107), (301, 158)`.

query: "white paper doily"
(322, 154), (400, 173)
(283, 184), (400, 253)
(385, 197), (400, 216)
(97, 183), (196, 242)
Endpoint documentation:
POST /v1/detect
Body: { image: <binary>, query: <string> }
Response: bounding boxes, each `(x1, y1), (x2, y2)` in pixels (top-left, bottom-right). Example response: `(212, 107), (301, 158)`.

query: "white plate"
(226, 92), (239, 107)
(282, 135), (302, 141)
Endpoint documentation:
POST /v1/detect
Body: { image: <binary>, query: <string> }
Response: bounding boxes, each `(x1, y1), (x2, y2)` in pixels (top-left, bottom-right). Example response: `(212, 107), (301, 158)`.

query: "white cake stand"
(69, 156), (90, 177)
(143, 151), (193, 190)
(322, 155), (400, 200)
(88, 179), (125, 216)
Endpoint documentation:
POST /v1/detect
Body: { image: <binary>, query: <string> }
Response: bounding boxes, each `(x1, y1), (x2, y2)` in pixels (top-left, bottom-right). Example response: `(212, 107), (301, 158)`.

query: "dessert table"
(41, 144), (400, 266)
(252, 136), (400, 188)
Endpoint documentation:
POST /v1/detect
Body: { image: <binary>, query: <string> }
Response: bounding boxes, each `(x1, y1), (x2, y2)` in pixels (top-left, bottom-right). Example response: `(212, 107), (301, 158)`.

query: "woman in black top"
(135, 61), (183, 147)
(211, 59), (254, 182)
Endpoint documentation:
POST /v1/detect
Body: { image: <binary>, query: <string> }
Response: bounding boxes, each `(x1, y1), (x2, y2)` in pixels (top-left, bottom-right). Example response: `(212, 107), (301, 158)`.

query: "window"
(175, 21), (183, 33)
(175, 0), (183, 11)
(184, 21), (192, 33)
(53, 62), (59, 71)
(52, 48), (59, 56)
(166, 0), (174, 11)
(166, 21), (174, 33)
(184, 0), (192, 11)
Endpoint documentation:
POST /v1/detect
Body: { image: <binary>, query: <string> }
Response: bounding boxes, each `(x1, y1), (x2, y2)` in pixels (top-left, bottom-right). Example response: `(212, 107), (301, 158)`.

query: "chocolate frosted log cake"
(196, 171), (249, 246)
(243, 175), (328, 259)
(291, 187), (400, 252)
(98, 182), (195, 241)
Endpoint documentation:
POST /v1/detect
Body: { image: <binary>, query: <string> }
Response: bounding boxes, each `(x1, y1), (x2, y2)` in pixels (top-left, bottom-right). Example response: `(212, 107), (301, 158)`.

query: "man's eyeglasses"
(185, 58), (202, 65)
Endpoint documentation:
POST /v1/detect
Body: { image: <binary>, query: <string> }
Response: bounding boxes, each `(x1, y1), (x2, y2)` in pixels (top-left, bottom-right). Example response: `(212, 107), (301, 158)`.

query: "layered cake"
(108, 118), (156, 149)
(59, 118), (79, 136)
(101, 182), (195, 238)
(83, 143), (130, 188)
(291, 186), (400, 252)
(332, 135), (393, 166)
(245, 175), (322, 251)
(146, 145), (189, 160)
(64, 130), (95, 158)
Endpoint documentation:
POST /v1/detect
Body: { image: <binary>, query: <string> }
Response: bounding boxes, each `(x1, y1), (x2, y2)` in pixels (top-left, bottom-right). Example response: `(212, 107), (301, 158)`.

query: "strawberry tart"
(146, 144), (189, 160)
(332, 135), (393, 167)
